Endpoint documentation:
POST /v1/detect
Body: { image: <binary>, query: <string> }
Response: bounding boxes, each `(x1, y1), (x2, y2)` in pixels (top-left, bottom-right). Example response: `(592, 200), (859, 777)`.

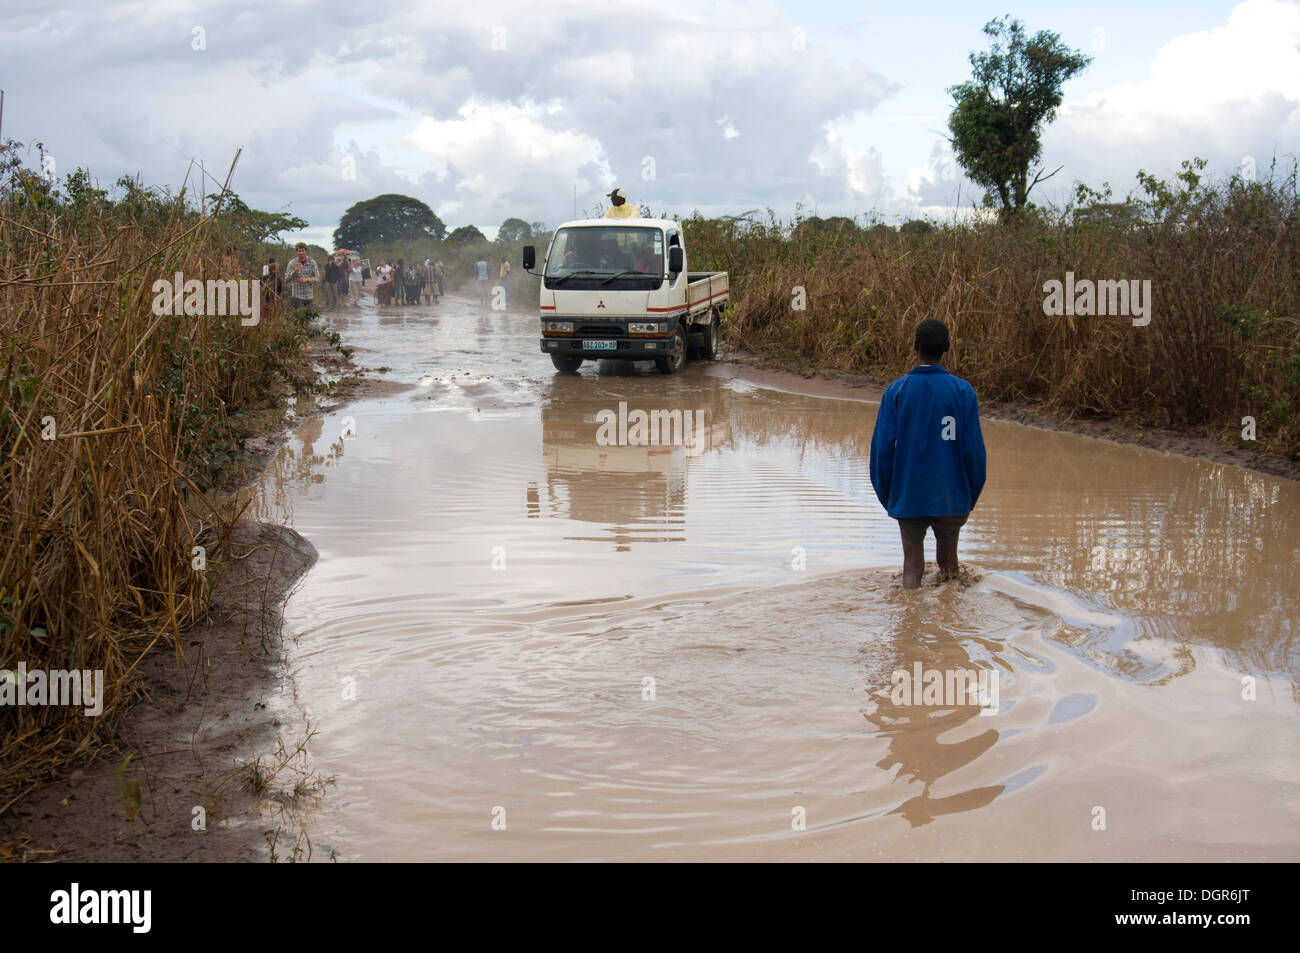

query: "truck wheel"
(699, 315), (719, 361)
(655, 326), (687, 374)
(550, 353), (584, 373)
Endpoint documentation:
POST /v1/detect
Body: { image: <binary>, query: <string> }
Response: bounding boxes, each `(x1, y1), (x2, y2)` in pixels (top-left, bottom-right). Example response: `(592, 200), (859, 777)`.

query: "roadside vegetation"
(689, 160), (1300, 459)
(0, 142), (340, 807)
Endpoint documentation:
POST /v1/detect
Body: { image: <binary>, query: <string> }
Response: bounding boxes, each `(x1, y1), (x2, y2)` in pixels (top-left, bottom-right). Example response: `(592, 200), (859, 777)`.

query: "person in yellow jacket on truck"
(604, 187), (639, 218)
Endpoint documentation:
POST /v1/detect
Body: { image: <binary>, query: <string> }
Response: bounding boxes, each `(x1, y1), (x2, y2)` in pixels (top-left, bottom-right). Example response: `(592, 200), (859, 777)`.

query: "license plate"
(582, 340), (617, 351)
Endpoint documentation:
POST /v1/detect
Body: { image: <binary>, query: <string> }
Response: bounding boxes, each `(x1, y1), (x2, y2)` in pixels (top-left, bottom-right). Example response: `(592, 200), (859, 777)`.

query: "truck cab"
(523, 218), (729, 374)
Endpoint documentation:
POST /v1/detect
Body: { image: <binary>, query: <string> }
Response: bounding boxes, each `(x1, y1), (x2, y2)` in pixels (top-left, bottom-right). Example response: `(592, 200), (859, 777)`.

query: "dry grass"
(696, 165), (1300, 458)
(0, 147), (323, 807)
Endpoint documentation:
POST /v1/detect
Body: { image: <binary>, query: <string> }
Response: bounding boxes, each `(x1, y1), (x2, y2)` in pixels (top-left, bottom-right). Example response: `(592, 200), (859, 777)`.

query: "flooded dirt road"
(250, 294), (1300, 861)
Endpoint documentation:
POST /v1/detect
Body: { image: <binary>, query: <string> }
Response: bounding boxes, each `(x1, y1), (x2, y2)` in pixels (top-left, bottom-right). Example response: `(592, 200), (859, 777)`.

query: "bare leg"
(902, 536), (925, 589)
(936, 535), (959, 579)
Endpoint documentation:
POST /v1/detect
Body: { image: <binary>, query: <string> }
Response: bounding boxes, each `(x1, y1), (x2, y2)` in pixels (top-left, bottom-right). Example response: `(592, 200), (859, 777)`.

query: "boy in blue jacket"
(869, 318), (986, 588)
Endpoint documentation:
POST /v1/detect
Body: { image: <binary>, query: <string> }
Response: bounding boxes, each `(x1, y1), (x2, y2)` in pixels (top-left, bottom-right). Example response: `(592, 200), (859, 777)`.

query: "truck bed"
(685, 272), (729, 319)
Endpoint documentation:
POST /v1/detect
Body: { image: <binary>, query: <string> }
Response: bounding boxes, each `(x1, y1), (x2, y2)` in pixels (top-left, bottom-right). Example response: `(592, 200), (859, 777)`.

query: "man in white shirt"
(284, 243), (319, 310)
(475, 256), (490, 307)
(349, 259), (363, 304)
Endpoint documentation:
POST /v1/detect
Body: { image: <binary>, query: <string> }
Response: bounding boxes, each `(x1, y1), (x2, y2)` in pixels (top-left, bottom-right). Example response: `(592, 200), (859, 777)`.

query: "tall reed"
(692, 165), (1300, 458)
(0, 146), (321, 806)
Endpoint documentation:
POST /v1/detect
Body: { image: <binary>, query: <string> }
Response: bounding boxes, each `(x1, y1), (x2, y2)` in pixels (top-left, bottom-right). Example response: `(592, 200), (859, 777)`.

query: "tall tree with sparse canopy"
(333, 194), (446, 250)
(947, 16), (1092, 221)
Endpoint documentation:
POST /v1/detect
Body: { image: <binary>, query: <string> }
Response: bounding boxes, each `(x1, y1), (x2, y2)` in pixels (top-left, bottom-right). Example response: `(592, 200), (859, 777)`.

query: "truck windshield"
(545, 226), (663, 279)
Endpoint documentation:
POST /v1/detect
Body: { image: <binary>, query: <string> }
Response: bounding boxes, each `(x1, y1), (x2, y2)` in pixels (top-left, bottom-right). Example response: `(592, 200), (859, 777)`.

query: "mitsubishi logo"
(596, 300), (606, 308)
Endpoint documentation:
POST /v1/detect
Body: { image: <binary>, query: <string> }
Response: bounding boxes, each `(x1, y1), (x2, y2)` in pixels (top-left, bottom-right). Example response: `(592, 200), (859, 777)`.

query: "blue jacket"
(869, 364), (986, 519)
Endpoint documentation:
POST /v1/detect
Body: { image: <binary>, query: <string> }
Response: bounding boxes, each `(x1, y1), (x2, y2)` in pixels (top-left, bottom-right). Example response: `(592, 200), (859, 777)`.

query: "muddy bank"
(0, 521), (318, 862)
(722, 349), (1300, 483)
(0, 327), (401, 862)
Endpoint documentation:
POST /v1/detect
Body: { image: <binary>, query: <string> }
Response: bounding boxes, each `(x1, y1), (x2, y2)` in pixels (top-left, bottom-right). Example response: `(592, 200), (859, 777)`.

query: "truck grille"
(577, 325), (622, 337)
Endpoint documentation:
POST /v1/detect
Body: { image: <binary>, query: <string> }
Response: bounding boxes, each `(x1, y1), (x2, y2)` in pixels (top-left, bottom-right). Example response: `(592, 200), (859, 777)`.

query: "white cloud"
(812, 127), (888, 205)
(0, 0), (896, 232)
(1047, 0), (1300, 195)
(400, 101), (612, 222)
(5, 0), (1294, 235)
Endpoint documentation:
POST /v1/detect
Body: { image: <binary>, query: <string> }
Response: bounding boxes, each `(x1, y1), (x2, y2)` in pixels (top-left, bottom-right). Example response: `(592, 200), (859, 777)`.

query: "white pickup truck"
(522, 218), (729, 373)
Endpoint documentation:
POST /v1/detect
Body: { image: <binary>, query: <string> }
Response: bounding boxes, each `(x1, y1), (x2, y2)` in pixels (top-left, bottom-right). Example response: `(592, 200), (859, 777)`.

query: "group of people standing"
(323, 255), (364, 308)
(375, 258), (444, 307)
(261, 243), (366, 314)
(264, 244), (517, 313)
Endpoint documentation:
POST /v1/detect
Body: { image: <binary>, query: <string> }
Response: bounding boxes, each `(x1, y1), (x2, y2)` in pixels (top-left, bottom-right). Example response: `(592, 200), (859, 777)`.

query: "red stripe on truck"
(541, 290), (726, 315)
(646, 289), (728, 312)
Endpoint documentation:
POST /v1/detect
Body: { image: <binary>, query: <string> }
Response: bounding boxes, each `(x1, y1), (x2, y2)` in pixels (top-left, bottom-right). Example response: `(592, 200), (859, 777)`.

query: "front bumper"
(540, 337), (669, 360)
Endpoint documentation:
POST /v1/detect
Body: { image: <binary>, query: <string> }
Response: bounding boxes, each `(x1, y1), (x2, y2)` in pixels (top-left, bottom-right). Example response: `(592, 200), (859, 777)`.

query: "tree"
(1071, 181), (1145, 227)
(62, 168), (109, 208)
(446, 224), (487, 244)
(333, 194), (446, 250)
(947, 17), (1092, 222)
(206, 190), (308, 244)
(792, 215), (858, 240)
(496, 217), (533, 242)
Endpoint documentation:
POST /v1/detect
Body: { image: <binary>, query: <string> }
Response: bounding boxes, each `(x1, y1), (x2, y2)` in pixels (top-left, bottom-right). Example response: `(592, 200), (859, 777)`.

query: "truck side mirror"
(668, 246), (683, 275)
(522, 246), (536, 270)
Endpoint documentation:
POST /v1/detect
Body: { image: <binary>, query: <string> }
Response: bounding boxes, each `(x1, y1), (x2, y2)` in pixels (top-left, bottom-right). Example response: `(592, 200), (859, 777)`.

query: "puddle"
(246, 295), (1300, 861)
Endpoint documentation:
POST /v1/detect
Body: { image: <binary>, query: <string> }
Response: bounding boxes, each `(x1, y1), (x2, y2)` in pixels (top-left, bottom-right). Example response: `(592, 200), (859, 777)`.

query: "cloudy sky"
(2, 0), (1297, 245)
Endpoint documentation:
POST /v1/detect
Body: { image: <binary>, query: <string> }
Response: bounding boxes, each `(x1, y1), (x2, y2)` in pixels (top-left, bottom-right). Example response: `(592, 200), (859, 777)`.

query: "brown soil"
(0, 329), (405, 863)
(721, 350), (1300, 483)
(0, 520), (319, 862)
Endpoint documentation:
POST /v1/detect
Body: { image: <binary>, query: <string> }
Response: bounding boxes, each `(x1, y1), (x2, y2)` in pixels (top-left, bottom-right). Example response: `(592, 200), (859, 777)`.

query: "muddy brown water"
(247, 294), (1300, 861)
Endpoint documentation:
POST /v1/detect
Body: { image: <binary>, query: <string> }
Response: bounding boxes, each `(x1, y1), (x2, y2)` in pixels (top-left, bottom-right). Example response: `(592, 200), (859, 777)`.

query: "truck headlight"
(628, 322), (666, 335)
(542, 321), (574, 335)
